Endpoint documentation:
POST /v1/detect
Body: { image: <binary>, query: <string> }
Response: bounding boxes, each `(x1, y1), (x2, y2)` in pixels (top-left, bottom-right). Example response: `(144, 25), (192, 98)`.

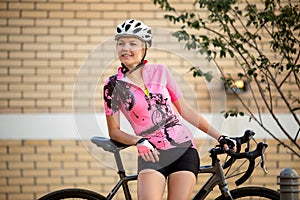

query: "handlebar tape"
(235, 159), (255, 186)
(227, 142), (268, 186)
(223, 130), (254, 169)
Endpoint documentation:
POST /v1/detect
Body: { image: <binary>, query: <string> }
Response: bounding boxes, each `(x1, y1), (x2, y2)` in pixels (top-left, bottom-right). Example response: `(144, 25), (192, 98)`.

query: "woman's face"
(117, 37), (145, 69)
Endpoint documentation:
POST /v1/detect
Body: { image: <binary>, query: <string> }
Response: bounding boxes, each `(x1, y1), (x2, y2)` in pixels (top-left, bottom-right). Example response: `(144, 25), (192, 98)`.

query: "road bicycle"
(38, 130), (279, 199)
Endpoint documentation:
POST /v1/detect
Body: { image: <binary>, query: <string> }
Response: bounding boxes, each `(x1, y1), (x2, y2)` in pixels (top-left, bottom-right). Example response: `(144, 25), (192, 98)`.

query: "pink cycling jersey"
(103, 61), (196, 150)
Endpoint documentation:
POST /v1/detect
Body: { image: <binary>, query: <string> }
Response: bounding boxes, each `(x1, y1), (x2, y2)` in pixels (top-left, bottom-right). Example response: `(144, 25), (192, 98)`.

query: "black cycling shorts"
(138, 147), (200, 179)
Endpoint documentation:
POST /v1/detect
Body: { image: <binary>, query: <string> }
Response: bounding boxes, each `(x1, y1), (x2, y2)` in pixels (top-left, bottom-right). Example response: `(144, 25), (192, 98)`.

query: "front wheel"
(215, 186), (279, 200)
(38, 188), (107, 200)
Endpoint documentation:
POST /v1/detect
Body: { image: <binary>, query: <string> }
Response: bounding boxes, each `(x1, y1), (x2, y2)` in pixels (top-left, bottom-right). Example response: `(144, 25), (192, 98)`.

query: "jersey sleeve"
(103, 75), (120, 115)
(163, 65), (183, 102)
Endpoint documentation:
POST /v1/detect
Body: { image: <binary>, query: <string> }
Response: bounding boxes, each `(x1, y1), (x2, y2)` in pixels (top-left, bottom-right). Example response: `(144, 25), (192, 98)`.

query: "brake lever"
(260, 145), (268, 174)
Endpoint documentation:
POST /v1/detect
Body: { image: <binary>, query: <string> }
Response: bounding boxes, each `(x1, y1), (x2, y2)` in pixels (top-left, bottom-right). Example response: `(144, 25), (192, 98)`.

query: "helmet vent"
(116, 27), (121, 33)
(133, 28), (142, 33)
(135, 22), (141, 27)
(125, 24), (131, 31)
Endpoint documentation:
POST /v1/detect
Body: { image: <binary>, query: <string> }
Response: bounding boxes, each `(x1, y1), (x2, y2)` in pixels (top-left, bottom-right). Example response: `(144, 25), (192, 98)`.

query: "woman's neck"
(126, 67), (144, 86)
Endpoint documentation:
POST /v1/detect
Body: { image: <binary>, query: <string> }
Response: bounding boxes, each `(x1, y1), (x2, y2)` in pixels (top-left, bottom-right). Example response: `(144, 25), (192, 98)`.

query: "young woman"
(103, 19), (236, 200)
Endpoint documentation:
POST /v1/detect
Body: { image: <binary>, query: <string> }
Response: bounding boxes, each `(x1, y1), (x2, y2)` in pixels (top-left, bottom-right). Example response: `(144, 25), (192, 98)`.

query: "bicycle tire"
(38, 188), (107, 200)
(215, 186), (279, 200)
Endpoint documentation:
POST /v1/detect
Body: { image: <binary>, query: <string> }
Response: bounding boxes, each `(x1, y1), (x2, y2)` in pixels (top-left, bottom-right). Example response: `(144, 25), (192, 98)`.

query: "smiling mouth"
(122, 54), (132, 57)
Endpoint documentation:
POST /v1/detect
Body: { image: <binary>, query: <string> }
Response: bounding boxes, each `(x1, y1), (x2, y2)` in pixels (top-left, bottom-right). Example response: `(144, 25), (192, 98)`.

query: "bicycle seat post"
(113, 149), (133, 200)
(113, 149), (126, 174)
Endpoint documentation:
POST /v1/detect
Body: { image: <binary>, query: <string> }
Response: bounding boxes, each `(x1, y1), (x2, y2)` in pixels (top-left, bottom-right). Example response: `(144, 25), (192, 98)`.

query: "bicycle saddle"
(91, 136), (130, 153)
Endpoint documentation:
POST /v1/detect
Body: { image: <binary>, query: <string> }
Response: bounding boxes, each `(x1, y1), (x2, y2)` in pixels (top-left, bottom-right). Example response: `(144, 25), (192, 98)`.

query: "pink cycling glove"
(136, 138), (156, 155)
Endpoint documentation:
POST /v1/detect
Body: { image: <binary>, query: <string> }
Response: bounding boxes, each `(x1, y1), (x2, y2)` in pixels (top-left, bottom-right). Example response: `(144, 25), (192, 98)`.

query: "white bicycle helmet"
(115, 19), (152, 47)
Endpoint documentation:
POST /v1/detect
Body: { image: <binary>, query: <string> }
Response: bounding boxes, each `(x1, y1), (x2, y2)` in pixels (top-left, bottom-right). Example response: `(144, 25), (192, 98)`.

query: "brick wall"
(1, 0), (298, 114)
(0, 139), (299, 200)
(0, 1), (299, 200)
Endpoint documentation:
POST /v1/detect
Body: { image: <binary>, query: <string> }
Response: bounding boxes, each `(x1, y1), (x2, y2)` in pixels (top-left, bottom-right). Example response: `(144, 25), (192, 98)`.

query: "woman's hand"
(218, 135), (237, 151)
(136, 138), (160, 162)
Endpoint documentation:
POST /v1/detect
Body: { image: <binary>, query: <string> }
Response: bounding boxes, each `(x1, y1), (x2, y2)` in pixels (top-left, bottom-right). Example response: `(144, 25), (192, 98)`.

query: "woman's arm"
(106, 114), (160, 162)
(106, 114), (141, 145)
(172, 97), (222, 140)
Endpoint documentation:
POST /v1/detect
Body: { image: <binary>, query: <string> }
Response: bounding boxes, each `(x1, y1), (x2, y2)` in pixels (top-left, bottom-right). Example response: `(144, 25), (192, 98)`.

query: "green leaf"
(189, 67), (213, 82)
(221, 109), (244, 119)
(247, 68), (257, 76)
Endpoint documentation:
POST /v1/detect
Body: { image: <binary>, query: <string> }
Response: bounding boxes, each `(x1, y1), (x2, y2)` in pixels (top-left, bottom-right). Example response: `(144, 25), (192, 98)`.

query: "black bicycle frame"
(106, 172), (137, 200)
(192, 161), (232, 200)
(110, 147), (233, 200)
(108, 149), (138, 200)
(192, 148), (233, 200)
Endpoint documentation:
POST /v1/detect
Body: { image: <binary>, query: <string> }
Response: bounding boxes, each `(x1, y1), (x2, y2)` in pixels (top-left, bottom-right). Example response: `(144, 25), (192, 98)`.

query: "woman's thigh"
(137, 169), (166, 200)
(167, 171), (196, 200)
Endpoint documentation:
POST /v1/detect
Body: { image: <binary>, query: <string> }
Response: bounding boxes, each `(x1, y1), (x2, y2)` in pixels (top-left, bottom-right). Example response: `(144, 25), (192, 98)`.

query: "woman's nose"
(121, 43), (130, 50)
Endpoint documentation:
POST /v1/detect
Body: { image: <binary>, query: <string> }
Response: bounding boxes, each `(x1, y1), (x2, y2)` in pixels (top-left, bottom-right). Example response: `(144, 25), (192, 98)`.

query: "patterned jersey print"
(103, 62), (196, 150)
